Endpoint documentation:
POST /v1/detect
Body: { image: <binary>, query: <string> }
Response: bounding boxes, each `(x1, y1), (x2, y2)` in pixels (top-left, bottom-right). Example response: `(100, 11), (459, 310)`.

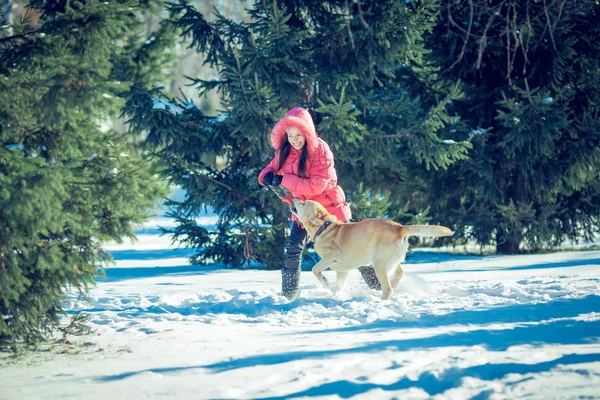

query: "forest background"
(1, 0), (599, 349)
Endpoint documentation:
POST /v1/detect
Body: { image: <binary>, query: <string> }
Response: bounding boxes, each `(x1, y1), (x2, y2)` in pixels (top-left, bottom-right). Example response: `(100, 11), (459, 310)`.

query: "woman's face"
(287, 126), (306, 151)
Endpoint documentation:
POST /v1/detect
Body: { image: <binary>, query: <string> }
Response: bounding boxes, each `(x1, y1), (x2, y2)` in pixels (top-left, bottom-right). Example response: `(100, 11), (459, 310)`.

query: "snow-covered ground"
(2, 213), (600, 400)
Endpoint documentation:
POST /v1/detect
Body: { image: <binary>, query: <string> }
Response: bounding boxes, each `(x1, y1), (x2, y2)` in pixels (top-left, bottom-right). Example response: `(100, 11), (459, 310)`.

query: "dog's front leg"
(312, 259), (337, 289)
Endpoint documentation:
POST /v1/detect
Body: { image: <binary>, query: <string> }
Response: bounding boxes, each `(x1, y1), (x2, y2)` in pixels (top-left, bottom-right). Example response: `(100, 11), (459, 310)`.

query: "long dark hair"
(277, 139), (309, 177)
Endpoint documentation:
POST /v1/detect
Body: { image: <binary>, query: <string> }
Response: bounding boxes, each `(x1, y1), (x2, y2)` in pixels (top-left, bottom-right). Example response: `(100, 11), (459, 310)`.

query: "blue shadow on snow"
(196, 311), (600, 374)
(109, 248), (196, 261)
(300, 294), (600, 334)
(250, 353), (600, 400)
(443, 257), (600, 273)
(89, 294), (600, 399)
(95, 264), (223, 282)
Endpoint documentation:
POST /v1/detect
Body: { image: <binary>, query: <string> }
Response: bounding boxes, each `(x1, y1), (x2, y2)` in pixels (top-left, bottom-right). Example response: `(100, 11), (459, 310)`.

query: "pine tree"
(0, 0), (172, 349)
(417, 0), (600, 253)
(125, 0), (469, 269)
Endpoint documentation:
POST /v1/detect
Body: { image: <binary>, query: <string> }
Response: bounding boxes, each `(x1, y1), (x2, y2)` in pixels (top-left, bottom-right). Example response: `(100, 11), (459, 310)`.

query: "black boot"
(281, 222), (308, 301)
(358, 266), (381, 291)
(281, 267), (301, 301)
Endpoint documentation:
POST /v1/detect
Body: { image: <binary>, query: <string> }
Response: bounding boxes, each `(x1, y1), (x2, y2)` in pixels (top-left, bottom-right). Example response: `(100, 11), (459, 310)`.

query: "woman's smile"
(287, 126), (306, 150)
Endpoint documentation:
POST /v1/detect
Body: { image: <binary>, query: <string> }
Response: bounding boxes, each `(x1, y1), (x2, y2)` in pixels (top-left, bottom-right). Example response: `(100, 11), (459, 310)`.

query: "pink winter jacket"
(258, 108), (352, 222)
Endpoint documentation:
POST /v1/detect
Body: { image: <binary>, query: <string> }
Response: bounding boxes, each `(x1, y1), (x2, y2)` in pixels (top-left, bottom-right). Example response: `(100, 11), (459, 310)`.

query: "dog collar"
(315, 220), (333, 239)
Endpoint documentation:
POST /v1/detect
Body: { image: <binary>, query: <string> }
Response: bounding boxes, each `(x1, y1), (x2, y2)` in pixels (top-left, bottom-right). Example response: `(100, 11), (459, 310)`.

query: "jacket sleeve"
(281, 144), (333, 197)
(258, 152), (280, 186)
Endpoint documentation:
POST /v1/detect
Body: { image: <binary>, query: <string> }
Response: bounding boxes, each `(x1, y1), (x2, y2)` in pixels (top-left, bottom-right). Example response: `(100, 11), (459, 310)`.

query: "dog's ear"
(311, 211), (324, 227)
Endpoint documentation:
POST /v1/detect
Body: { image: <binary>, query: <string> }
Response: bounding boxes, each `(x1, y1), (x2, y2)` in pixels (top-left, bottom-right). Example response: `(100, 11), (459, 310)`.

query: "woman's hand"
(272, 174), (283, 187)
(263, 171), (275, 186)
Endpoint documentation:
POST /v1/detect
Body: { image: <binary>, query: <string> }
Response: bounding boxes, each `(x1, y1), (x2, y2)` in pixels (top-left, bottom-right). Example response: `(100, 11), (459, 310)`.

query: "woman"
(258, 107), (381, 300)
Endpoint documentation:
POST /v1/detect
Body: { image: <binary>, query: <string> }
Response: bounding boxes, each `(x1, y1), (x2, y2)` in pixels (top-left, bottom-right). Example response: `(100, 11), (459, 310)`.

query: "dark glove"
(263, 171), (274, 186)
(272, 174), (283, 187)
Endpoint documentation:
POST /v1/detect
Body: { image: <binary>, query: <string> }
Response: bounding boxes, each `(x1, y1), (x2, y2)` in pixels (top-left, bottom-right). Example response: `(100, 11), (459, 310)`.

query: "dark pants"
(282, 221), (381, 291)
(283, 222), (309, 272)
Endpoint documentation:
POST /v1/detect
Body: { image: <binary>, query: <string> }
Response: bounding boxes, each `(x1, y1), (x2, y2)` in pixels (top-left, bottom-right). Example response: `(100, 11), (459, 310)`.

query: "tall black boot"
(281, 222), (308, 301)
(358, 266), (381, 291)
(281, 266), (301, 301)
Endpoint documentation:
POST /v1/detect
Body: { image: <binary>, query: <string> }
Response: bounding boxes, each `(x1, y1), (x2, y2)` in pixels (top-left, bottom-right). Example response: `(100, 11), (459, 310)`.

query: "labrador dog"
(292, 198), (453, 300)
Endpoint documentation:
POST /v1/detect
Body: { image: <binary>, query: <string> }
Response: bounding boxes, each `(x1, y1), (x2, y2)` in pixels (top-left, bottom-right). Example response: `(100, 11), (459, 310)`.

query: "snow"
(152, 98), (184, 115)
(469, 127), (489, 137)
(1, 212), (600, 399)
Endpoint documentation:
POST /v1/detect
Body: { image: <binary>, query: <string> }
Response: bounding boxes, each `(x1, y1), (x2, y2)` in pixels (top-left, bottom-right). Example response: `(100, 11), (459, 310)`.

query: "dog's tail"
(403, 225), (453, 238)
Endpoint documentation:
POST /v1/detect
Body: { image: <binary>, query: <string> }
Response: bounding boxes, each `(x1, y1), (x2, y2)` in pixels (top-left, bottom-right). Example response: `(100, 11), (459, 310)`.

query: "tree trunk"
(496, 239), (521, 254)
(496, 228), (521, 254)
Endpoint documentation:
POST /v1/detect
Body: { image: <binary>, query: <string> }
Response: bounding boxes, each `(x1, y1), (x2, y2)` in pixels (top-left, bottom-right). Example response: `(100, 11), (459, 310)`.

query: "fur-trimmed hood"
(270, 107), (319, 154)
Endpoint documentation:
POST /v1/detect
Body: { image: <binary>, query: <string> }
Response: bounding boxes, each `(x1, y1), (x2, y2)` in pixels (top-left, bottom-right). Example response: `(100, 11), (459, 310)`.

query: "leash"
(268, 184), (290, 200)
(264, 180), (332, 237)
(266, 185), (298, 217)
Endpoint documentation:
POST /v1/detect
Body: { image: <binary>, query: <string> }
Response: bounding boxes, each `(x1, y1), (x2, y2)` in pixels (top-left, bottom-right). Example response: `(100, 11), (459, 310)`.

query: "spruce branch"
(372, 125), (418, 139)
(272, 0), (280, 36)
(356, 0), (371, 30)
(201, 174), (237, 192)
(0, 30), (38, 43)
(231, 45), (260, 121)
(56, 312), (91, 341)
(505, 1), (512, 84)
(449, 0), (474, 69)
(475, 8), (498, 70)
(542, 0), (557, 51)
(446, 0), (507, 40)
(242, 226), (256, 267)
(521, 3), (532, 75)
(345, 0), (355, 50)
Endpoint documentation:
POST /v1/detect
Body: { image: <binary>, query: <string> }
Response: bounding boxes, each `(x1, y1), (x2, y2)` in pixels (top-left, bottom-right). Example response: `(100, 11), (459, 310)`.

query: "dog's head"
(292, 198), (331, 228)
